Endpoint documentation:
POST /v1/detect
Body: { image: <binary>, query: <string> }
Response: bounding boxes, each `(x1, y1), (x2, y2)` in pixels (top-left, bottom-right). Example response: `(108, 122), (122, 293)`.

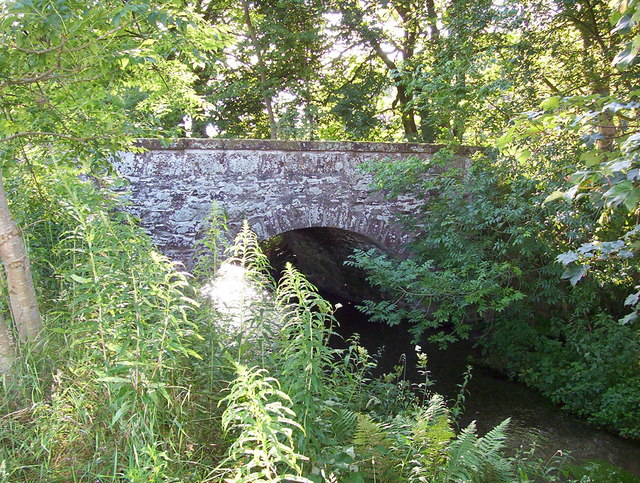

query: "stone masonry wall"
(116, 139), (471, 265)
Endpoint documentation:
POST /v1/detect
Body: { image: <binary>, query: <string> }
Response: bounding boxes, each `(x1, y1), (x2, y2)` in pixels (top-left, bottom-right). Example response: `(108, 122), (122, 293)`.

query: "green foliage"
(611, 0), (640, 70)
(0, 168), (207, 480)
(327, 72), (388, 139)
(194, 221), (279, 377)
(563, 458), (640, 483)
(194, 202), (230, 281)
(489, 0), (640, 437)
(349, 396), (516, 482)
(352, 413), (401, 481)
(351, 145), (640, 437)
(443, 419), (514, 482)
(193, 0), (325, 140)
(516, 316), (640, 438)
(217, 362), (307, 482)
(229, 221), (275, 287)
(0, 0), (222, 159)
(409, 395), (456, 476)
(150, 0), (640, 146)
(5, 0), (640, 476)
(326, 335), (379, 412)
(350, 153), (553, 344)
(273, 264), (337, 454)
(533, 93), (640, 324)
(0, 180), (581, 481)
(204, 224), (558, 482)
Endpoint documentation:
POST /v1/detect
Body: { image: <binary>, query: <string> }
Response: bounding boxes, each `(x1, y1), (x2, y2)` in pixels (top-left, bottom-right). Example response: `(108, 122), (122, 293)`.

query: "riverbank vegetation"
(0, 168), (584, 480)
(1, 0), (640, 480)
(346, 2), (640, 439)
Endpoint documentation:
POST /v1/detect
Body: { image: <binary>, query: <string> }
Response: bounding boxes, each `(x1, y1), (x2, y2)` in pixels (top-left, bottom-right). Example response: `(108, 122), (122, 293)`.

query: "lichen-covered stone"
(116, 139), (470, 265)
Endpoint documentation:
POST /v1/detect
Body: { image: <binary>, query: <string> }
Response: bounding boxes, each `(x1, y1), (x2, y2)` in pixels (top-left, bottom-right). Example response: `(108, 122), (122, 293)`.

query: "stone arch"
(241, 203), (409, 255)
(260, 225), (388, 302)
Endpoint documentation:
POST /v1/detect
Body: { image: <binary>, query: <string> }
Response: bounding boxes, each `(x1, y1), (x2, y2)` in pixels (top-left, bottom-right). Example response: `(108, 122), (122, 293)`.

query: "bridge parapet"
(117, 139), (471, 266)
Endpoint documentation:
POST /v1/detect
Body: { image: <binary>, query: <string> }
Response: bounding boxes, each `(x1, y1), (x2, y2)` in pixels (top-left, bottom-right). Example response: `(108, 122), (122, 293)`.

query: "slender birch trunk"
(0, 172), (41, 346)
(0, 314), (16, 373)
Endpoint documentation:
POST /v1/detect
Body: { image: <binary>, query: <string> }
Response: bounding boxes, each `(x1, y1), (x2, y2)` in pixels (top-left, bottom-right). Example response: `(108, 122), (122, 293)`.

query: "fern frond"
(442, 421), (483, 482)
(353, 413), (401, 482)
(331, 408), (358, 443)
(408, 395), (456, 478)
(440, 418), (515, 483)
(475, 418), (515, 482)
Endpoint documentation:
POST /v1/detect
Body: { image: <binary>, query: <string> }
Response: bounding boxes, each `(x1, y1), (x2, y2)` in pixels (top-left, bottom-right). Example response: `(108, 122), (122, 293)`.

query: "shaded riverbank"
(329, 296), (640, 478)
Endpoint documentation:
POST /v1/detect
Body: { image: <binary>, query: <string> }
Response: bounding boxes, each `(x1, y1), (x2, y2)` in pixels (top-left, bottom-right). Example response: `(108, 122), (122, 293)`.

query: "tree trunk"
(596, 108), (617, 151)
(0, 172), (42, 344)
(367, 39), (419, 140)
(0, 313), (16, 373)
(396, 84), (419, 140)
(425, 0), (441, 42)
(241, 0), (278, 139)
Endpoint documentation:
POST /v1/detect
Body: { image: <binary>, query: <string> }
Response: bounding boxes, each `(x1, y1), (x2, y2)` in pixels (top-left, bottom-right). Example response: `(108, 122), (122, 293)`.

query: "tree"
(189, 0), (326, 139)
(0, 0), (221, 373)
(330, 0), (432, 140)
(0, 171), (40, 372)
(240, 0), (278, 138)
(327, 0), (511, 142)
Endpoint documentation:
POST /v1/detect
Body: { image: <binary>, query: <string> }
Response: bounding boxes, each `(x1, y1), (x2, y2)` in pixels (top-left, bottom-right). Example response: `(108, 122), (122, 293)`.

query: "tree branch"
(0, 132), (116, 143)
(11, 37), (67, 54)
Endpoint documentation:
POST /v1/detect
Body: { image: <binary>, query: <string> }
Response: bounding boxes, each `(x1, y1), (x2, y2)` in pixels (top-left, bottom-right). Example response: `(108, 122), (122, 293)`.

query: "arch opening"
(260, 226), (389, 303)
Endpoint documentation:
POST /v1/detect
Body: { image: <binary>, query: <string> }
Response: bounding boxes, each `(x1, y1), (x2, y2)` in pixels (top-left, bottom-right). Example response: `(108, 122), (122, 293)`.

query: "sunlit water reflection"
(200, 261), (279, 340)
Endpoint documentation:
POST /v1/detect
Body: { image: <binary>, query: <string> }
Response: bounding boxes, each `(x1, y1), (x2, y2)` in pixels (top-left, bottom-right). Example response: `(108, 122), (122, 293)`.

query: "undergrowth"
(0, 164), (584, 481)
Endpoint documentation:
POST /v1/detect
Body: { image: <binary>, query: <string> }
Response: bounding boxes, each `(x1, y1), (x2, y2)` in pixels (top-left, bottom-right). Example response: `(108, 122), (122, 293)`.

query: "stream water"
(327, 296), (640, 479)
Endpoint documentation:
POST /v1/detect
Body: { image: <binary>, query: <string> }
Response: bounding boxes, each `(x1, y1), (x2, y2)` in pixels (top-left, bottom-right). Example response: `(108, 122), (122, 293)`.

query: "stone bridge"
(117, 139), (471, 265)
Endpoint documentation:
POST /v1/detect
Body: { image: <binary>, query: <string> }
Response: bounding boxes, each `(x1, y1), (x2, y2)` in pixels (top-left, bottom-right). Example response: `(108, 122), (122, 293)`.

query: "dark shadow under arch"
(261, 226), (389, 303)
